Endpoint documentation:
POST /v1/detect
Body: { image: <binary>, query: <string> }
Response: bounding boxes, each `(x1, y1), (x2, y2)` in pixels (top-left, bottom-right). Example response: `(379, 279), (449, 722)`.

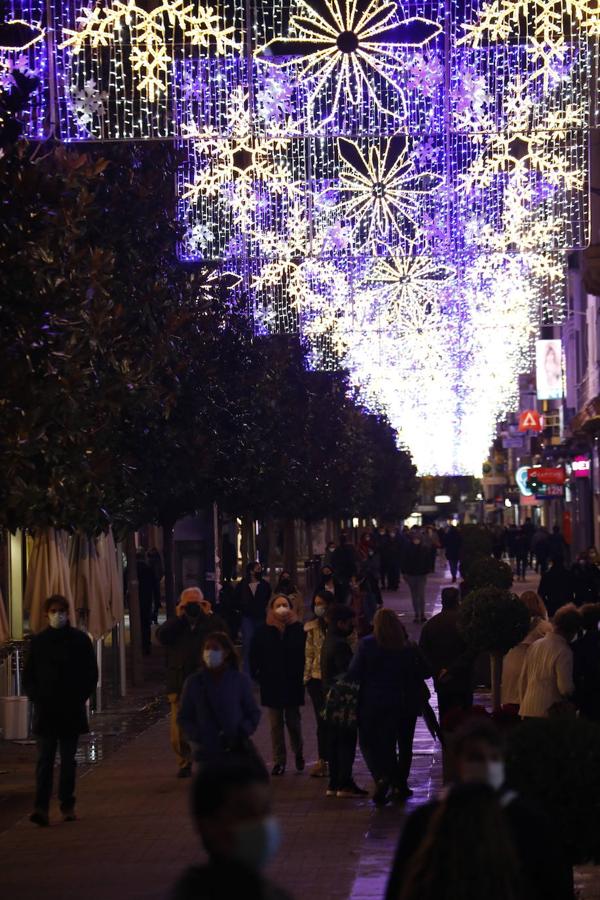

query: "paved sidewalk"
(1, 559), (594, 899)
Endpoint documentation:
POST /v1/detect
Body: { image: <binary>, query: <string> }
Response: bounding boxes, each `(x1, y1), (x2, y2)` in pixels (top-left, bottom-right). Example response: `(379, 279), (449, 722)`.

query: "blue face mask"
(232, 816), (281, 869)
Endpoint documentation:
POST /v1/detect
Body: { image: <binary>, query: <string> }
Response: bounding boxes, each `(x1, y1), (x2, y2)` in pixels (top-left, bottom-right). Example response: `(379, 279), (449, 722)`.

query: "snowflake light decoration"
(255, 0), (442, 126)
(368, 252), (453, 322)
(329, 137), (442, 253)
(59, 0), (238, 102)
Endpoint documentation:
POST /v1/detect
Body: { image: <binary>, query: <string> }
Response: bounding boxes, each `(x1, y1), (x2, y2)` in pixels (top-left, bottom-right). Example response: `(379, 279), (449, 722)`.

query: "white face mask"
(203, 649), (224, 669)
(232, 816), (281, 869)
(314, 605), (326, 618)
(48, 611), (68, 630)
(275, 606), (289, 617)
(462, 760), (505, 791)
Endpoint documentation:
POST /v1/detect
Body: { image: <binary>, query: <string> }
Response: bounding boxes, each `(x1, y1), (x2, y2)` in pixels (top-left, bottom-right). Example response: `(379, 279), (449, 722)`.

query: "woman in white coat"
(501, 591), (552, 713)
(519, 604), (581, 718)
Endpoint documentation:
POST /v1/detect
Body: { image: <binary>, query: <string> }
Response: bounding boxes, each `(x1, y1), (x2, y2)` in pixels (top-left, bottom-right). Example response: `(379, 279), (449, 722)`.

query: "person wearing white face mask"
(178, 632), (261, 770)
(23, 594), (98, 827)
(303, 591), (333, 778)
(250, 594), (306, 776)
(385, 719), (574, 900)
(171, 760), (291, 900)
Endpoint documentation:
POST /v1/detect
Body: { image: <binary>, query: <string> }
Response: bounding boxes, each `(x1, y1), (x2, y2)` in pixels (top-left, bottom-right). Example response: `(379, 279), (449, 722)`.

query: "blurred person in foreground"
(171, 760), (291, 900)
(23, 594), (98, 826)
(396, 783), (523, 900)
(385, 718), (573, 900)
(157, 587), (227, 778)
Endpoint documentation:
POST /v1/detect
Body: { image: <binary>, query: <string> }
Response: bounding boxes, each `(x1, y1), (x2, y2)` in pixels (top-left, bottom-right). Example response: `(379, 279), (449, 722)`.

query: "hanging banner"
(536, 339), (563, 400)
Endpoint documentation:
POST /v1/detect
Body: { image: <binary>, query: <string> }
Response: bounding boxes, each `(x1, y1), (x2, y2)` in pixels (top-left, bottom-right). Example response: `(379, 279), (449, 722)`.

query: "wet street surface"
(1, 563), (598, 899)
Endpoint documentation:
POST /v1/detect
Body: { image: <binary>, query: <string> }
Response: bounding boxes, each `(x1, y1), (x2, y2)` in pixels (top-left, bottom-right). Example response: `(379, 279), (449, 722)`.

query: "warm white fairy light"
(31, 0), (592, 472)
(255, 0), (442, 127)
(59, 0), (238, 102)
(330, 137), (442, 253)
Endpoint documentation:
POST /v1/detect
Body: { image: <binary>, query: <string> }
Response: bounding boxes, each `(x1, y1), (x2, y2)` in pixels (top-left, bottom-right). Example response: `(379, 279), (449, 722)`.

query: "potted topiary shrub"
(458, 523), (493, 575)
(458, 587), (530, 709)
(506, 718), (600, 865)
(462, 557), (514, 595)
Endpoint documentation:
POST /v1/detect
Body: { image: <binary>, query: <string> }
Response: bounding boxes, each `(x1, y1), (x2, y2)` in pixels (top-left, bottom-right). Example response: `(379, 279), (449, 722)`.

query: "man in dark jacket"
(402, 530), (431, 623)
(331, 534), (357, 595)
(573, 602), (600, 720)
(538, 557), (575, 616)
(442, 525), (461, 583)
(419, 587), (474, 721)
(157, 587), (227, 777)
(171, 759), (291, 900)
(234, 562), (271, 675)
(384, 719), (573, 900)
(23, 594), (98, 827)
(320, 605), (366, 798)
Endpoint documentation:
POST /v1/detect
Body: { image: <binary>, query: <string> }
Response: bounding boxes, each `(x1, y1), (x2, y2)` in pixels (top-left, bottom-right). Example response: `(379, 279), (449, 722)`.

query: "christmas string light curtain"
(4, 0), (598, 473)
(0, 0), (48, 138)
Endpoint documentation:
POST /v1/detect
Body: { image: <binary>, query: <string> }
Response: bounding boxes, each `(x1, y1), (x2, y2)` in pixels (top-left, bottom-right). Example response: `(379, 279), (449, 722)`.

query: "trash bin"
(0, 696), (30, 740)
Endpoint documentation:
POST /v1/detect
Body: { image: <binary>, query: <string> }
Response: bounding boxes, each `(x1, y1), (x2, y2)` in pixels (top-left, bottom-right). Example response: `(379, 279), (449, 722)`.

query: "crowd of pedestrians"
(22, 521), (600, 900)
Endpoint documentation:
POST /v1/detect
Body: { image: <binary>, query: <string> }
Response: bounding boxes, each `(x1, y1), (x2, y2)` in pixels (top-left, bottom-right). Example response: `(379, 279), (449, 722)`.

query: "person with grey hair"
(519, 604), (581, 718)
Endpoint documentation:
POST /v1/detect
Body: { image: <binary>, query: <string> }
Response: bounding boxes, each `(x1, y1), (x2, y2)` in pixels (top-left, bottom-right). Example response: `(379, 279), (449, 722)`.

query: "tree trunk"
(241, 513), (256, 570)
(125, 533), (144, 686)
(305, 520), (314, 558)
(162, 521), (176, 618)
(490, 650), (503, 711)
(283, 518), (297, 580)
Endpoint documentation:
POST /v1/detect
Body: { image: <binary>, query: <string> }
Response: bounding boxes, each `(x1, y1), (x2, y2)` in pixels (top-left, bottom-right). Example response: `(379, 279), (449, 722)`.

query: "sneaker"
(29, 810), (49, 827)
(295, 753), (305, 772)
(337, 781), (368, 798)
(309, 759), (328, 778)
(391, 785), (413, 803)
(176, 765), (192, 779)
(62, 809), (77, 822)
(271, 763), (285, 776)
(325, 788), (337, 797)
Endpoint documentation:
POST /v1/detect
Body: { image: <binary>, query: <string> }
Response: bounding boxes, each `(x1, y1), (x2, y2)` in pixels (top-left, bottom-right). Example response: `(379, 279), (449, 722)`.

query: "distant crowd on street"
(22, 521), (600, 900)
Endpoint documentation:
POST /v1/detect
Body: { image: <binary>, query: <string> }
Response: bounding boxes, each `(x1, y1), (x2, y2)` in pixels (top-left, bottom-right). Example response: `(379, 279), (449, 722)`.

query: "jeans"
(359, 708), (417, 789)
(267, 707), (303, 766)
(34, 735), (79, 813)
(404, 575), (427, 618)
(306, 678), (328, 761)
(168, 692), (191, 769)
(327, 725), (357, 790)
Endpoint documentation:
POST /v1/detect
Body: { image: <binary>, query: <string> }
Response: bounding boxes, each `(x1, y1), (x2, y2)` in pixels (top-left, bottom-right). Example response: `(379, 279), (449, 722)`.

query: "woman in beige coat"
(501, 591), (552, 712)
(303, 591), (333, 777)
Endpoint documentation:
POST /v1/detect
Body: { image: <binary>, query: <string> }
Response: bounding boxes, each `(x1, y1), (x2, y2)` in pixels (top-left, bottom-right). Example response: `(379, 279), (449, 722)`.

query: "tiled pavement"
(0, 561), (596, 900)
